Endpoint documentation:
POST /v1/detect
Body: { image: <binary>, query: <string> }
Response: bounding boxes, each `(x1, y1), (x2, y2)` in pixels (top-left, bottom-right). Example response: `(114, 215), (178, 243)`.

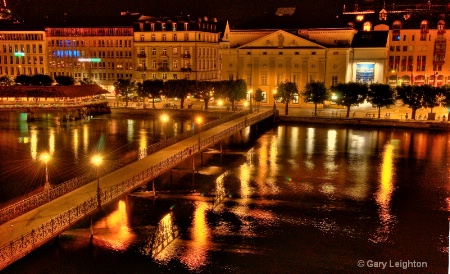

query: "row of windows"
(49, 61), (133, 70)
(0, 33), (44, 41)
(0, 67), (44, 75)
(49, 50), (132, 58)
(1, 44), (43, 54)
(51, 72), (133, 81)
(139, 32), (218, 43)
(0, 56), (43, 65)
(48, 39), (133, 48)
(46, 28), (133, 37)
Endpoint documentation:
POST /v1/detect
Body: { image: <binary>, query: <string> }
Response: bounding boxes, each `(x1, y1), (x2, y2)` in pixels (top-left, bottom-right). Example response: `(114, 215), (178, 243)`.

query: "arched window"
(363, 22), (372, 31)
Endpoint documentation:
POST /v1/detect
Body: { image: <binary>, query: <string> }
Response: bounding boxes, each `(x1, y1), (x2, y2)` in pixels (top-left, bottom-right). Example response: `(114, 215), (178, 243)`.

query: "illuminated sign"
(356, 63), (374, 83)
(14, 52), (25, 57)
(78, 58), (101, 63)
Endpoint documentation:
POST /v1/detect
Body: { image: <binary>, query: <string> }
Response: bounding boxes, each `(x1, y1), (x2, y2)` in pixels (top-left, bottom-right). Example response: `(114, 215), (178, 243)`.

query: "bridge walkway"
(0, 109), (274, 270)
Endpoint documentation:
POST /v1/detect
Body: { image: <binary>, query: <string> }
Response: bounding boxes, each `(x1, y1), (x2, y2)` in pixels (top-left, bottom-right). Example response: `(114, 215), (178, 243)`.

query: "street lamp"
(273, 89), (277, 109)
(248, 89), (253, 113)
(92, 154), (102, 210)
(160, 114), (169, 141)
(40, 152), (51, 201)
(196, 116), (203, 146)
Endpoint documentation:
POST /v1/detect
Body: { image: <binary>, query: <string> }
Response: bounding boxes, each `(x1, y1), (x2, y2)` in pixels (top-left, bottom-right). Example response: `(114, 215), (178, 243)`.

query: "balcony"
(137, 53), (146, 58)
(158, 66), (170, 72)
(181, 67), (192, 72)
(137, 67), (147, 71)
(181, 54), (191, 58)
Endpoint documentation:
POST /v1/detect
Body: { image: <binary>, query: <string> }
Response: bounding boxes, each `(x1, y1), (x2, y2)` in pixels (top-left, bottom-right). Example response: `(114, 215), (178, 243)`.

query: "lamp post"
(196, 116), (203, 147)
(248, 89), (253, 113)
(160, 114), (169, 141)
(273, 89), (277, 109)
(217, 99), (223, 119)
(92, 155), (102, 210)
(40, 153), (51, 201)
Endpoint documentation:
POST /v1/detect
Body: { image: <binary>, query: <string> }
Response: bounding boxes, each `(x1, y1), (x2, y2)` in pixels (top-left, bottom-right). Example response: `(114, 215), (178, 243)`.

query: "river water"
(1, 112), (449, 273)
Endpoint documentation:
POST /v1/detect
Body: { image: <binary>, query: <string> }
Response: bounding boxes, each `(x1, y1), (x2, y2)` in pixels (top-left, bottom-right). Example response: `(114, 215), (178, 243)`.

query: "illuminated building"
(45, 25), (134, 92)
(133, 15), (220, 82)
(343, 2), (450, 87)
(0, 30), (47, 77)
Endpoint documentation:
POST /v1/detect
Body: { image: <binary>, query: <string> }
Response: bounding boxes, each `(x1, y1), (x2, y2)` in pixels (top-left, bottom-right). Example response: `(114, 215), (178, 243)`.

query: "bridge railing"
(0, 109), (274, 270)
(0, 111), (249, 225)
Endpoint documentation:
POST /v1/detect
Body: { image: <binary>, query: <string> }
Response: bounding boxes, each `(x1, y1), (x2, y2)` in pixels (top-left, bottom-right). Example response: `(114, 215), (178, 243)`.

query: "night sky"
(7, 0), (447, 28)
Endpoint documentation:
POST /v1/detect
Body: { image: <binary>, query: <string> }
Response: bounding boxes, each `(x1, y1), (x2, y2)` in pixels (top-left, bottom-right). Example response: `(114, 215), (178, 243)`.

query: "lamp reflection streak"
(371, 143), (396, 243)
(179, 202), (210, 270)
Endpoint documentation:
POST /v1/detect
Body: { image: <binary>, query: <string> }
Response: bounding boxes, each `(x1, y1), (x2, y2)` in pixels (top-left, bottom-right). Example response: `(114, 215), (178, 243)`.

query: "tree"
(0, 75), (13, 86)
(332, 82), (368, 117)
(422, 85), (441, 114)
(274, 81), (299, 115)
(396, 84), (425, 120)
(215, 80), (247, 111)
(254, 88), (265, 111)
(165, 79), (193, 109)
(439, 85), (450, 118)
(137, 79), (164, 108)
(55, 76), (75, 86)
(31, 74), (54, 86)
(193, 81), (215, 110)
(15, 75), (32, 86)
(80, 77), (96, 85)
(114, 78), (136, 107)
(367, 83), (396, 118)
(302, 81), (329, 116)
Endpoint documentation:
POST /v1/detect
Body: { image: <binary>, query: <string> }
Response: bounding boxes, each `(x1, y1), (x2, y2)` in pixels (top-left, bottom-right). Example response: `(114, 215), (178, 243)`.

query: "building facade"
(133, 16), (220, 83)
(45, 27), (134, 93)
(0, 31), (47, 77)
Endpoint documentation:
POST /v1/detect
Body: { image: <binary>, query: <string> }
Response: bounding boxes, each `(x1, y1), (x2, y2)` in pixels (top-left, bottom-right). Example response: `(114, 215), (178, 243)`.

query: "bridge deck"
(0, 110), (273, 269)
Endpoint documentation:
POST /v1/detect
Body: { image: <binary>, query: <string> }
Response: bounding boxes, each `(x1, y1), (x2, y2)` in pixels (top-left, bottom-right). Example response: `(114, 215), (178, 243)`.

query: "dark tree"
(440, 85), (450, 118)
(367, 83), (396, 118)
(137, 79), (164, 108)
(422, 85), (441, 114)
(55, 76), (75, 86)
(396, 84), (425, 120)
(254, 88), (265, 111)
(332, 82), (368, 117)
(302, 81), (329, 116)
(114, 79), (136, 107)
(15, 75), (32, 86)
(31, 74), (54, 86)
(0, 75), (13, 86)
(165, 79), (193, 109)
(275, 81), (299, 115)
(80, 77), (96, 85)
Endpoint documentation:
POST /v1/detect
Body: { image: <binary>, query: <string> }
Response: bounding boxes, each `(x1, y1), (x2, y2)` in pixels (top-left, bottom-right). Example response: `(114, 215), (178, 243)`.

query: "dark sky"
(8, 0), (447, 28)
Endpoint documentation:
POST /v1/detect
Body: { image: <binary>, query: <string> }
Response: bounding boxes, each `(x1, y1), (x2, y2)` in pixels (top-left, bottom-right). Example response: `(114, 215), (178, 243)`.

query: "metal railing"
(0, 109), (274, 270)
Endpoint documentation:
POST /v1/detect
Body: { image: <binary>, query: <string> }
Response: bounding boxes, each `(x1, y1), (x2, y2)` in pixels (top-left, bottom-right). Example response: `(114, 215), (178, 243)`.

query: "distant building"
(133, 15), (220, 82)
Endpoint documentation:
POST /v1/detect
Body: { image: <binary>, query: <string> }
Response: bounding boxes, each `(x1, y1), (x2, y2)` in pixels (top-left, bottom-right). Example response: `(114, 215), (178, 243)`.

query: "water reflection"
(371, 142), (397, 243)
(179, 202), (210, 270)
(92, 200), (135, 250)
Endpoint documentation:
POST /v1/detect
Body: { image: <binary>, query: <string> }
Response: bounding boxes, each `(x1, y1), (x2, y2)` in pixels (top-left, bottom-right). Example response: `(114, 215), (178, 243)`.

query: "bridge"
(0, 109), (275, 270)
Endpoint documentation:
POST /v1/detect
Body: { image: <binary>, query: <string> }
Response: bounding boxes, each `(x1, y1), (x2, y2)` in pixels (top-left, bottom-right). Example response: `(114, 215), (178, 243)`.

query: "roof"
(351, 31), (388, 48)
(0, 84), (108, 97)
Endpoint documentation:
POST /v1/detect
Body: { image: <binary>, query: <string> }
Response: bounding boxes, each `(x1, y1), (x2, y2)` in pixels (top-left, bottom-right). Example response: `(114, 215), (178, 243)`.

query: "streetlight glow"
(92, 155), (102, 167)
(160, 114), (169, 123)
(40, 153), (50, 164)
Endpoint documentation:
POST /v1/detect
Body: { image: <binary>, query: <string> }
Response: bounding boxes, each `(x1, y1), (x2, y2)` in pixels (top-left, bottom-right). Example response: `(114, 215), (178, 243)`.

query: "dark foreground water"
(1, 112), (450, 273)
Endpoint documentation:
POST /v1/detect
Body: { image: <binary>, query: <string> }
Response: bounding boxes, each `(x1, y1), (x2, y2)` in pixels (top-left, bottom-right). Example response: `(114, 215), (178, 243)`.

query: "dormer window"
(151, 23), (155, 31)
(363, 22), (372, 31)
(161, 22), (166, 31)
(420, 20), (429, 41)
(172, 22), (177, 31)
(438, 20), (445, 34)
(379, 9), (387, 21)
(184, 23), (188, 31)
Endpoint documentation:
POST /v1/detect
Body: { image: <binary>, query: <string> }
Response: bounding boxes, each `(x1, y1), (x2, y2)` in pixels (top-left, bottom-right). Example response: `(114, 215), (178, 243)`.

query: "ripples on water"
(2, 115), (450, 273)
